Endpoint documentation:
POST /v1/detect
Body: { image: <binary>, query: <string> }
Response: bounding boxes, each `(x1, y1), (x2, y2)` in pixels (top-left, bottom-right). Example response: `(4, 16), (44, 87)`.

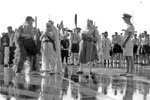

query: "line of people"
(0, 13), (149, 76)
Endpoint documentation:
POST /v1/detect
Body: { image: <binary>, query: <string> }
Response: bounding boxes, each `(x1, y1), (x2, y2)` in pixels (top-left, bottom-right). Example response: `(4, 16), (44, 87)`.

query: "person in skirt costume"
(77, 19), (98, 74)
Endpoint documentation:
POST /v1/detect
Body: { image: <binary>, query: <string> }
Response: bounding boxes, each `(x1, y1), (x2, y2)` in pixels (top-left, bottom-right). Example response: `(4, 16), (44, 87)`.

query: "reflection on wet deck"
(0, 64), (150, 100)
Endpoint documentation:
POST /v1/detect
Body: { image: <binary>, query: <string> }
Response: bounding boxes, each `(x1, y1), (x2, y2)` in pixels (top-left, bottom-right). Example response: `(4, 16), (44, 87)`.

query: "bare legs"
(125, 56), (134, 74)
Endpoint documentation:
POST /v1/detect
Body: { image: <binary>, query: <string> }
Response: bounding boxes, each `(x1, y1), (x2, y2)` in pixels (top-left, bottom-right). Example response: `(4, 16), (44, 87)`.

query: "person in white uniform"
(122, 13), (135, 75)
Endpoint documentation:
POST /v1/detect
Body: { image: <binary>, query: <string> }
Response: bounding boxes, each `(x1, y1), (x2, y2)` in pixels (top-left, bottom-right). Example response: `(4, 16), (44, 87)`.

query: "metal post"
(35, 16), (37, 28)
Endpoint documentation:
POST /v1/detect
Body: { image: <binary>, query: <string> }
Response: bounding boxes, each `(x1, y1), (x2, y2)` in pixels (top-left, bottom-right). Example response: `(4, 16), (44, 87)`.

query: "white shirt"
(8, 33), (14, 47)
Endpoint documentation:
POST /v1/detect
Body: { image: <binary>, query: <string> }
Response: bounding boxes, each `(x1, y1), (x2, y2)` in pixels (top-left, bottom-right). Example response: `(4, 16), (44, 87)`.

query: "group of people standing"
(77, 13), (135, 75)
(0, 16), (82, 76)
(0, 16), (42, 76)
(0, 13), (147, 76)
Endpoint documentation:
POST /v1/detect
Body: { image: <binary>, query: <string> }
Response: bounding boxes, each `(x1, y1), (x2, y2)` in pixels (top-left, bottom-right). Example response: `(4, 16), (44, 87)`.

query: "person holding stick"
(77, 19), (98, 74)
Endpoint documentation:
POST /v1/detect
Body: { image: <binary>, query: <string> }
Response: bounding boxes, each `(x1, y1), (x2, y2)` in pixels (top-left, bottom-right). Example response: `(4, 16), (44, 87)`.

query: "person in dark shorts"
(132, 34), (139, 63)
(142, 32), (150, 64)
(112, 32), (123, 67)
(70, 28), (81, 65)
(61, 32), (70, 64)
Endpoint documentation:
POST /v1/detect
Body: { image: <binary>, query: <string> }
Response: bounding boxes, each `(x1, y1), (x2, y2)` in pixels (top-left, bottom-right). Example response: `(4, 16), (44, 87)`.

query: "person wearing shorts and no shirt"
(70, 28), (81, 65)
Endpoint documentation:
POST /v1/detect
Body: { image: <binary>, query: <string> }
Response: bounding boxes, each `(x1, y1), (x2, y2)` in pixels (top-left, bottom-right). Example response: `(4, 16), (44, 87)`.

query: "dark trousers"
(30, 55), (37, 71)
(1, 47), (4, 65)
(16, 46), (27, 73)
(9, 46), (16, 65)
(61, 50), (69, 64)
(16, 37), (37, 73)
(16, 47), (37, 73)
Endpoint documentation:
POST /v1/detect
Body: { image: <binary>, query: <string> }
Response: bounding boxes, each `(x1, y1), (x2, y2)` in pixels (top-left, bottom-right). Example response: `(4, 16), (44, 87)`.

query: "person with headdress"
(41, 20), (63, 75)
(14, 16), (38, 75)
(77, 19), (98, 74)
(40, 21), (57, 75)
(53, 21), (63, 74)
(121, 13), (135, 75)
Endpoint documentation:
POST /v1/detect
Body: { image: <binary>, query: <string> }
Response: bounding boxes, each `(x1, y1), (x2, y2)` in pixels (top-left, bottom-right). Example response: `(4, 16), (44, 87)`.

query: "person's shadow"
(123, 78), (135, 100)
(39, 74), (63, 100)
(79, 73), (99, 100)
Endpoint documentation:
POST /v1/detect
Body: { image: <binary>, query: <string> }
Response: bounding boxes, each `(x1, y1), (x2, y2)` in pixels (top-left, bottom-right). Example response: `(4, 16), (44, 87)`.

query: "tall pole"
(132, 11), (134, 25)
(75, 14), (77, 28)
(48, 15), (50, 21)
(35, 16), (37, 29)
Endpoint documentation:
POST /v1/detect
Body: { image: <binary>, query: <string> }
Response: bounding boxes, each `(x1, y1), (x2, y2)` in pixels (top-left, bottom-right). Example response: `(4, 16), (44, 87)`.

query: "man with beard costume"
(14, 16), (38, 75)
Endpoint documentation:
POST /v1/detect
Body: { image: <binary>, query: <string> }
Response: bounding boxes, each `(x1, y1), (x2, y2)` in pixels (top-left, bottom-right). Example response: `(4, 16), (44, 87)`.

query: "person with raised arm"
(70, 28), (81, 65)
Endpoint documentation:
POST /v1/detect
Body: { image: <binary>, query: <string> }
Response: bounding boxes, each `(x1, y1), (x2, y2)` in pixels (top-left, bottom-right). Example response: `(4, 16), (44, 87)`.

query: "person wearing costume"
(14, 16), (37, 75)
(77, 19), (98, 74)
(54, 22), (64, 74)
(41, 20), (63, 75)
(41, 21), (57, 75)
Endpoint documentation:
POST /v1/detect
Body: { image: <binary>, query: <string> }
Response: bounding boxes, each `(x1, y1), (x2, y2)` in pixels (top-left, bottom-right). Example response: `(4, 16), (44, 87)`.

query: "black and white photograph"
(0, 0), (150, 100)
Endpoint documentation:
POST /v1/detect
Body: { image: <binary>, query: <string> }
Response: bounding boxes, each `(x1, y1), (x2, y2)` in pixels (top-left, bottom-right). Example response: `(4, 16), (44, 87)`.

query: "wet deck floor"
(0, 64), (150, 100)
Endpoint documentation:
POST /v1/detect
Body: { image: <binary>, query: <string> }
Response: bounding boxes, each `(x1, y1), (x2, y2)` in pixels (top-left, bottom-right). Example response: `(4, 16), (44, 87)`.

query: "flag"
(59, 20), (64, 30)
(75, 14), (77, 28)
